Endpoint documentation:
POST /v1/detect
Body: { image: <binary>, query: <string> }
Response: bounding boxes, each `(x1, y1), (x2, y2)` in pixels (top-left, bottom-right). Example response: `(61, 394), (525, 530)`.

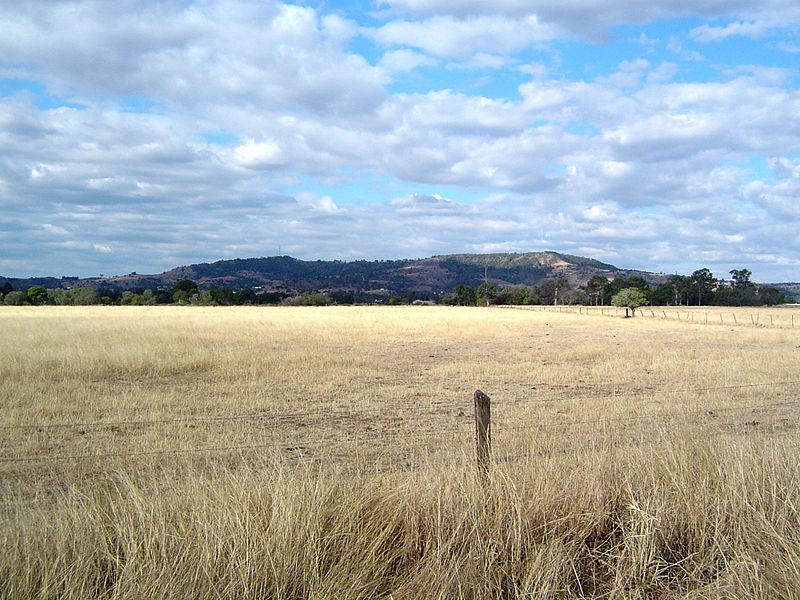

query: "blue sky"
(0, 0), (799, 281)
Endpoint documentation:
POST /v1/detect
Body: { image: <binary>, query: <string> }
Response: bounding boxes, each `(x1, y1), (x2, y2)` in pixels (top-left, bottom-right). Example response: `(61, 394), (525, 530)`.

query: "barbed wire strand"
(496, 425), (795, 464)
(3, 399), (795, 465)
(492, 399), (798, 433)
(492, 380), (800, 407)
(0, 426), (475, 464)
(2, 379), (798, 432)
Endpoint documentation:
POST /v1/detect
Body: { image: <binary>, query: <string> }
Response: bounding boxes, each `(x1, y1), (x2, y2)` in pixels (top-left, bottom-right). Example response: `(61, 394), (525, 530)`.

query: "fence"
(2, 380), (798, 483)
(500, 304), (800, 328)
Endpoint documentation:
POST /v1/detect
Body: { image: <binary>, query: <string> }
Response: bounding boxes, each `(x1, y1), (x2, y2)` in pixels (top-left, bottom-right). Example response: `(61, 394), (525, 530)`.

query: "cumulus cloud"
(369, 14), (557, 59)
(1, 1), (799, 280)
(377, 0), (800, 37)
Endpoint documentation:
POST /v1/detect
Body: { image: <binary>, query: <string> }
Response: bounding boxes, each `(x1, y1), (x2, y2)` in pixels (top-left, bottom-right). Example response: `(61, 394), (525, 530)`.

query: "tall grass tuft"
(2, 435), (798, 599)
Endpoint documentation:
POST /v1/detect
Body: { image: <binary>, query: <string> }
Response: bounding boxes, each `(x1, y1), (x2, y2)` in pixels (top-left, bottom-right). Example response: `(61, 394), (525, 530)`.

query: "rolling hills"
(1, 252), (656, 296)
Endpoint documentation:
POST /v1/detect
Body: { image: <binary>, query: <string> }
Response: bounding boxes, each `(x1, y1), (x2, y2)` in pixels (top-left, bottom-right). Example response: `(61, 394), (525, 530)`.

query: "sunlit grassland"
(1, 305), (799, 598)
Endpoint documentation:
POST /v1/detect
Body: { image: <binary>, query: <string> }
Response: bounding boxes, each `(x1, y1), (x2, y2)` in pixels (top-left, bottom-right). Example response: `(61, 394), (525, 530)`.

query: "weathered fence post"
(474, 389), (491, 478)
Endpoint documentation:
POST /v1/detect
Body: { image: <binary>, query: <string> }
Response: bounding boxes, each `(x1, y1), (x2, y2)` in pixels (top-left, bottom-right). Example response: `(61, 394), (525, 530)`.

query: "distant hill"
(767, 283), (800, 300)
(1, 252), (658, 296)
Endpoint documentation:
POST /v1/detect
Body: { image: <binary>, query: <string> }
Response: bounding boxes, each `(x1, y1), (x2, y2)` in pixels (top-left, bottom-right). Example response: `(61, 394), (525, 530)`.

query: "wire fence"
(1, 379), (797, 469)
(499, 304), (800, 328)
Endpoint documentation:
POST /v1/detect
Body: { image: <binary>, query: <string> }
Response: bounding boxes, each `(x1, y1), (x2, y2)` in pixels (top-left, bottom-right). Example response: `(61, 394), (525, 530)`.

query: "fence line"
(492, 399), (797, 433)
(495, 425), (795, 465)
(0, 402), (461, 432)
(3, 379), (798, 434)
(493, 380), (800, 408)
(0, 426), (475, 464)
(500, 304), (799, 328)
(3, 398), (793, 466)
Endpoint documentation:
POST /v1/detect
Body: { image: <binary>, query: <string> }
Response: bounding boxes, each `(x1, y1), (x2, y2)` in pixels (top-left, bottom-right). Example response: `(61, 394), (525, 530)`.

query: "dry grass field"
(1, 305), (800, 599)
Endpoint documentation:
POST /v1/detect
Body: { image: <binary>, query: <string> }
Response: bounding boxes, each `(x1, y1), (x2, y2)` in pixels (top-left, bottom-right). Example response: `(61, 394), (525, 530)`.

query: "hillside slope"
(2, 251), (655, 295)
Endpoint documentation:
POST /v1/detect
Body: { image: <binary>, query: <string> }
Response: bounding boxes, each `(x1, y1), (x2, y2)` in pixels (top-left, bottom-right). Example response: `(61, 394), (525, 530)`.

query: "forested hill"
(1, 251), (650, 295)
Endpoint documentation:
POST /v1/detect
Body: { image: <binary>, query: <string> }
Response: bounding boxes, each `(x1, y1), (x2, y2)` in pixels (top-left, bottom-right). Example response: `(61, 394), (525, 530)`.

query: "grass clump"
(2, 435), (799, 599)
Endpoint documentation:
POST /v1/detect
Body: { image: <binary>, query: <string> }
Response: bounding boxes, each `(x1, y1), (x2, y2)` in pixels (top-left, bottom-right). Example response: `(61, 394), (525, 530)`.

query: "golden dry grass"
(1, 305), (799, 598)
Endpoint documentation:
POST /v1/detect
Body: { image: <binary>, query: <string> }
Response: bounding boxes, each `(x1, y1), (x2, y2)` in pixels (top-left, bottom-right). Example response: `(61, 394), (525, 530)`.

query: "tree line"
(437, 268), (787, 307)
(0, 268), (789, 307)
(0, 280), (389, 307)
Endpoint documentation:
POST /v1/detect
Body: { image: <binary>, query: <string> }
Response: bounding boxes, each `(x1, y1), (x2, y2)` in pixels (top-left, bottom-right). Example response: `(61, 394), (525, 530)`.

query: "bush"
(3, 291), (27, 305)
(26, 286), (47, 305)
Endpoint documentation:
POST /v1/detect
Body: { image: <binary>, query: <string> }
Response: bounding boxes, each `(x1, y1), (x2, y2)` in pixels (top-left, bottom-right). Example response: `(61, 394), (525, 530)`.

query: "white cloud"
(378, 49), (437, 73)
(689, 20), (768, 42)
(234, 140), (284, 169)
(0, 1), (799, 281)
(378, 0), (800, 38)
(369, 15), (556, 59)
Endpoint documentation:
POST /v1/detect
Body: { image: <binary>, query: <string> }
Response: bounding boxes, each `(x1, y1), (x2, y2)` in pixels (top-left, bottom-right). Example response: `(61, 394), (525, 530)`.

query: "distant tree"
(190, 290), (214, 306)
(120, 291), (137, 305)
(140, 289), (158, 305)
(282, 292), (331, 306)
(691, 268), (716, 306)
(494, 286), (535, 305)
(651, 282), (676, 306)
(303, 292), (331, 306)
(536, 278), (567, 305)
(476, 282), (498, 306)
(722, 269), (758, 306)
(0, 281), (12, 297)
(172, 279), (198, 296)
(611, 287), (649, 317)
(667, 274), (692, 305)
(61, 287), (100, 305)
(328, 290), (354, 305)
(757, 287), (787, 306)
(453, 285), (477, 306)
(3, 290), (27, 305)
(26, 285), (47, 305)
(564, 289), (589, 305)
(624, 275), (651, 291)
(730, 269), (754, 289)
(172, 290), (191, 304)
(583, 276), (608, 305)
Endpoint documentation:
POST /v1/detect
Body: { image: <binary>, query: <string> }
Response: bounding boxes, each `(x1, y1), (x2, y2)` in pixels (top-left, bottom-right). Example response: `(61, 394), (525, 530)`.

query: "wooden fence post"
(474, 390), (491, 478)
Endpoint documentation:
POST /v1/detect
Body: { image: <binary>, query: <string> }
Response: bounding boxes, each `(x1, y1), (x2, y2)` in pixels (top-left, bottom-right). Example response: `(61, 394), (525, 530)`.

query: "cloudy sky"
(1, 1), (799, 281)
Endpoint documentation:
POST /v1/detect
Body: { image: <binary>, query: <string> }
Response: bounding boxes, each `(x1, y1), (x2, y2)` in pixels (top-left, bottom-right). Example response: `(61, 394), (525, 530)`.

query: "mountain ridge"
(0, 251), (705, 296)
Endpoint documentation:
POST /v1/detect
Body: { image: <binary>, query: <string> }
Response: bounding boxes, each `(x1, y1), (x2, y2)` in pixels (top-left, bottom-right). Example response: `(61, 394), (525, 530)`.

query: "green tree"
(0, 281), (13, 298)
(611, 287), (649, 317)
(536, 278), (568, 305)
(476, 282), (498, 306)
(26, 285), (48, 305)
(172, 290), (191, 304)
(494, 286), (535, 305)
(583, 276), (608, 305)
(453, 285), (477, 306)
(691, 268), (715, 306)
(730, 269), (754, 289)
(190, 290), (214, 306)
(172, 279), (198, 303)
(725, 269), (758, 306)
(758, 287), (787, 306)
(120, 291), (138, 305)
(651, 282), (675, 306)
(3, 290), (27, 305)
(667, 274), (692, 305)
(140, 289), (158, 305)
(50, 287), (100, 305)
